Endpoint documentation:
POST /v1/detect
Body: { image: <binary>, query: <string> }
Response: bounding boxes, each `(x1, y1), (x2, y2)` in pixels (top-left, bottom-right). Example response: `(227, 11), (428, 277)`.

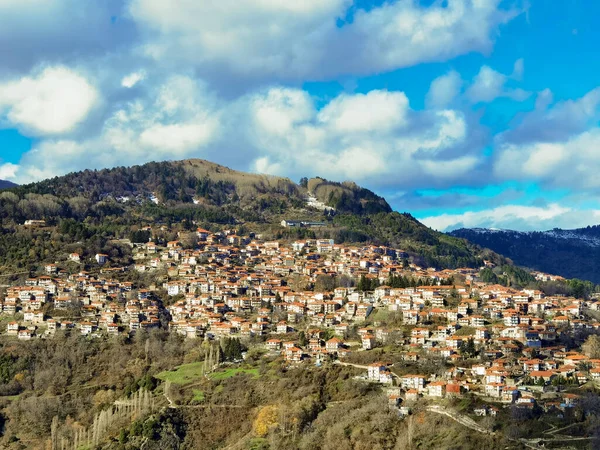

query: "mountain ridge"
(450, 225), (600, 283)
(0, 179), (17, 190)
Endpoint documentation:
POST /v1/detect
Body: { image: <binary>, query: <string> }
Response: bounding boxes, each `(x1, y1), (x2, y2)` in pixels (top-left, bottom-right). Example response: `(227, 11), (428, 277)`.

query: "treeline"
(0, 223), (133, 271)
(386, 274), (455, 288)
(0, 161), (306, 228)
(538, 278), (600, 299)
(479, 265), (535, 287)
(480, 266), (600, 299)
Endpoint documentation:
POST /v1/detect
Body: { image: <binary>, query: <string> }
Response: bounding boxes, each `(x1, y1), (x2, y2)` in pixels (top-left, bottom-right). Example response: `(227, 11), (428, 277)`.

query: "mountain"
(450, 226), (600, 283)
(0, 179), (16, 190)
(0, 159), (502, 271)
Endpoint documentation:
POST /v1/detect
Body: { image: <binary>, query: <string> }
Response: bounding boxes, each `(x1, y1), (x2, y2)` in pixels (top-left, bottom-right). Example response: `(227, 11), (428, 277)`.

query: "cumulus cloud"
(497, 86), (600, 145)
(420, 203), (600, 232)
(121, 70), (146, 88)
(466, 64), (530, 103)
(0, 0), (133, 75)
(495, 129), (600, 189)
(426, 71), (463, 109)
(0, 66), (99, 135)
(7, 80), (486, 189)
(492, 86), (600, 190)
(238, 87), (483, 185)
(0, 163), (19, 181)
(129, 0), (518, 80)
(317, 91), (409, 133)
(9, 75), (220, 183)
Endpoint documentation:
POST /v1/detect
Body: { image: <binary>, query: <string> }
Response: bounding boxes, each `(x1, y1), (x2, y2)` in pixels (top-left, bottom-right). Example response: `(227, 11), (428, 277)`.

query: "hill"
(449, 226), (600, 283)
(305, 176), (392, 215)
(0, 159), (504, 272)
(0, 179), (16, 190)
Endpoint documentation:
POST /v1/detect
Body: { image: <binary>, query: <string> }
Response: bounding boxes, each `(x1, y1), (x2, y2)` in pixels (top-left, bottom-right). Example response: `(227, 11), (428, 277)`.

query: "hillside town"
(2, 226), (599, 421)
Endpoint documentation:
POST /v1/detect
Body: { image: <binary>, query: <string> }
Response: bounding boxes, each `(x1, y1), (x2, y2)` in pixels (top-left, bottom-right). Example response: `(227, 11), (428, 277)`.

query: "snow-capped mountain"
(449, 226), (600, 283)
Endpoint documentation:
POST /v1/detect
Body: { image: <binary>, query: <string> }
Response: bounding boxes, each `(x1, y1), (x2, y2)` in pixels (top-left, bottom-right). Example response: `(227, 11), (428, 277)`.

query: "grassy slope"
(177, 159), (299, 199)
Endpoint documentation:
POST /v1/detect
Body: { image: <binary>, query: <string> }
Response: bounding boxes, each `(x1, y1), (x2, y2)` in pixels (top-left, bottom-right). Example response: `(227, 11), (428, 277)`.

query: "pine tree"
(298, 331), (308, 347)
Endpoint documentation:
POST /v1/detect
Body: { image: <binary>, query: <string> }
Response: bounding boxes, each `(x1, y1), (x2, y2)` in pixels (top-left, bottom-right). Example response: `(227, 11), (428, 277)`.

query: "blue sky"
(1, 0), (600, 232)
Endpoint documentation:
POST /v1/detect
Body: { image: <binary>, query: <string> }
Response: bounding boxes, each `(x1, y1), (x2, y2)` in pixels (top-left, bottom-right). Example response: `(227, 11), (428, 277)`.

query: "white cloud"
(420, 155), (478, 178)
(493, 86), (600, 189)
(121, 70), (146, 88)
(317, 91), (409, 133)
(249, 87), (315, 136)
(503, 87), (600, 144)
(242, 87), (480, 184)
(495, 129), (600, 189)
(467, 66), (505, 103)
(139, 122), (216, 153)
(129, 0), (518, 80)
(253, 156), (282, 175)
(466, 64), (529, 103)
(11, 75), (220, 184)
(8, 80), (485, 188)
(343, 0), (516, 74)
(0, 66), (99, 135)
(129, 0), (347, 77)
(426, 71), (463, 109)
(421, 203), (600, 232)
(0, 163), (19, 181)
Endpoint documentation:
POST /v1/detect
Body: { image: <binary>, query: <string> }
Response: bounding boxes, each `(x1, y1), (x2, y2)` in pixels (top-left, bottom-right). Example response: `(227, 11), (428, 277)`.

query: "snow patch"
(464, 228), (600, 247)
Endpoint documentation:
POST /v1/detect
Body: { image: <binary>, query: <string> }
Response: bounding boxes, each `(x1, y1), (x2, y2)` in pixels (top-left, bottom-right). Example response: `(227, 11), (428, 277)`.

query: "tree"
(314, 274), (336, 292)
(459, 338), (477, 358)
(357, 275), (379, 292)
(253, 405), (279, 437)
(130, 229), (151, 244)
(582, 334), (600, 359)
(298, 331), (308, 347)
(479, 268), (498, 284)
(221, 338), (244, 361)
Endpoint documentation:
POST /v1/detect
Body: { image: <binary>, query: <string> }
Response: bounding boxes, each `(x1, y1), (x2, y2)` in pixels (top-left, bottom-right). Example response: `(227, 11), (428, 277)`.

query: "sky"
(1, 0), (599, 232)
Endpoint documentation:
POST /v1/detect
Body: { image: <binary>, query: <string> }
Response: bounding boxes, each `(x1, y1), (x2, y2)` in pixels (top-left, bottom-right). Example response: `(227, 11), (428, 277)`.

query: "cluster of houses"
(2, 272), (162, 340)
(2, 227), (599, 414)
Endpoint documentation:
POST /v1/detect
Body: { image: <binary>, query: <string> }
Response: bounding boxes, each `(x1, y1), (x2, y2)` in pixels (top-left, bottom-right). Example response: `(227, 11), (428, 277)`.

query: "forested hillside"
(0, 159), (504, 272)
(0, 332), (525, 450)
(450, 227), (600, 284)
(0, 180), (16, 190)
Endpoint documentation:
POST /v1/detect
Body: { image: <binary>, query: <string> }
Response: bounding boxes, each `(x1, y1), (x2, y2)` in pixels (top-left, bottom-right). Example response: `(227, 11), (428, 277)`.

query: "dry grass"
(178, 160), (295, 193)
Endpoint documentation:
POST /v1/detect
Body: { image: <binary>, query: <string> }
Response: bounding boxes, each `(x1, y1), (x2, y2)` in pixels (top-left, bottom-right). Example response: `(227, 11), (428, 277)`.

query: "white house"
(95, 254), (108, 265)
